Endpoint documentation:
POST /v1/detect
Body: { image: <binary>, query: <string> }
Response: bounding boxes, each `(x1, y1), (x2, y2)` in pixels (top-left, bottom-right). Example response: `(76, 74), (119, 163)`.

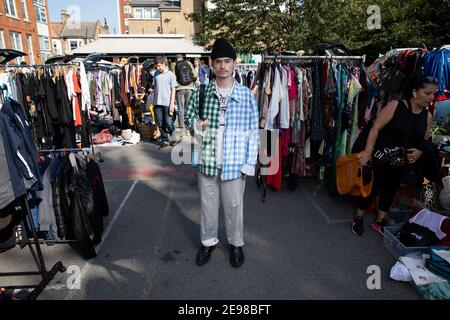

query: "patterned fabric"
(310, 61), (324, 142)
(187, 80), (260, 181)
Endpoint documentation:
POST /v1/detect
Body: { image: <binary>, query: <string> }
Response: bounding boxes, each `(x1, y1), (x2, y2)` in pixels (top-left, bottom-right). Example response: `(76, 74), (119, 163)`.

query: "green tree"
(189, 0), (450, 60)
(187, 0), (302, 53)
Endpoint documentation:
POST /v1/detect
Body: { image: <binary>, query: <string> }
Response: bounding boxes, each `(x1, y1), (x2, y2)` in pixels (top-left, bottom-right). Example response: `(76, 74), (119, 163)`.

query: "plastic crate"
(383, 225), (429, 259)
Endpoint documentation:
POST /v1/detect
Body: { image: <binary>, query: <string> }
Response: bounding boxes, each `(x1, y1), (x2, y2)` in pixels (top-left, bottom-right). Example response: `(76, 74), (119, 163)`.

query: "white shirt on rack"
(265, 67), (282, 130)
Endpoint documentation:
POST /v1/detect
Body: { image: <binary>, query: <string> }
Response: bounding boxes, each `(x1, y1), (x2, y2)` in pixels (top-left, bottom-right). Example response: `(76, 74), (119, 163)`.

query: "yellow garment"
(336, 153), (373, 198)
(149, 104), (156, 121)
(126, 105), (134, 126)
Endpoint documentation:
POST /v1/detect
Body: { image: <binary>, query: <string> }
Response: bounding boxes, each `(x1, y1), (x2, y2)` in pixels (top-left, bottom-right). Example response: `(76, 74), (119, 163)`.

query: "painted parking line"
(300, 184), (352, 224)
(142, 181), (174, 299)
(63, 180), (138, 300)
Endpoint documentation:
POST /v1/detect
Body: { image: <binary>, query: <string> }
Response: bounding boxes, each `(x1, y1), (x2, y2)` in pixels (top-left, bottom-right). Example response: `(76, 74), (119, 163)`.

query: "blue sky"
(48, 0), (119, 33)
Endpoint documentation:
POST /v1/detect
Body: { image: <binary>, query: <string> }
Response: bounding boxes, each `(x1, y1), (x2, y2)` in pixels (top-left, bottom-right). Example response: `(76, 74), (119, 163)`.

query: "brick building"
(50, 10), (109, 56)
(117, 0), (205, 42)
(0, 0), (52, 64)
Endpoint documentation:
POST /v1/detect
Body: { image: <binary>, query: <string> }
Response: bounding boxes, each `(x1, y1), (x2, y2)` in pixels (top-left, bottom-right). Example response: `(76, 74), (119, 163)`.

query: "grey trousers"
(198, 172), (246, 247)
(176, 89), (192, 129)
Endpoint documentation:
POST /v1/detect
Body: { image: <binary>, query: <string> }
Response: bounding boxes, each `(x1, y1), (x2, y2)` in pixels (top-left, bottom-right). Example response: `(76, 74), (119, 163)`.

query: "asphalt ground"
(0, 133), (421, 300)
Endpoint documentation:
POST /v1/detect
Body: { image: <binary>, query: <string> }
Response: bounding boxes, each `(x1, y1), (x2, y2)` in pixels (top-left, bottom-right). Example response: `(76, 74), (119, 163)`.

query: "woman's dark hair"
(403, 75), (439, 98)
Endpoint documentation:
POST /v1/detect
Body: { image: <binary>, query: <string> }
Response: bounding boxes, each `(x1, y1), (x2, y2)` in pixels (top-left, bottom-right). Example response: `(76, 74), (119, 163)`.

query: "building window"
(21, 0), (29, 20)
(35, 6), (47, 23)
(0, 31), (5, 49)
(133, 8), (143, 19)
(147, 7), (160, 19)
(124, 6), (130, 14)
(41, 53), (50, 64)
(133, 7), (160, 19)
(4, 0), (18, 17)
(26, 35), (34, 64)
(124, 18), (129, 26)
(68, 40), (83, 51)
(10, 32), (24, 63)
(38, 35), (50, 51)
(33, 0), (45, 5)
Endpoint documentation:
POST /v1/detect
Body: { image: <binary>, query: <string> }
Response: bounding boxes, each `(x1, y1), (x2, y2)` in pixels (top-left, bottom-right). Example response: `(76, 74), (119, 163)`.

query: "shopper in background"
(172, 54), (198, 136)
(199, 59), (213, 85)
(153, 56), (177, 148)
(353, 75), (438, 236)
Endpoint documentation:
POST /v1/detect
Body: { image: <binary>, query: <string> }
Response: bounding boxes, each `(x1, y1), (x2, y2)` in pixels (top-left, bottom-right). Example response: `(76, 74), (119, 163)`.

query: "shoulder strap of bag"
(199, 84), (206, 120)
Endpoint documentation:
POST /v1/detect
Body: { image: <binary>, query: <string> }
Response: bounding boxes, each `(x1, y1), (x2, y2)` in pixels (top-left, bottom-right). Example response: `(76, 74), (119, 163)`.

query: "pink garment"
(288, 68), (297, 100)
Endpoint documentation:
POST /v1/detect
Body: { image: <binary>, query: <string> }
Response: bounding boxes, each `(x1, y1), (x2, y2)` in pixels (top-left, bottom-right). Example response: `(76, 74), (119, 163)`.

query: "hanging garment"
(265, 66), (282, 130)
(260, 66), (272, 128)
(279, 66), (290, 129)
(54, 154), (97, 258)
(72, 73), (83, 127)
(0, 128), (15, 210)
(38, 158), (60, 240)
(0, 98), (42, 198)
(86, 159), (109, 244)
(310, 61), (324, 142)
(79, 63), (91, 111)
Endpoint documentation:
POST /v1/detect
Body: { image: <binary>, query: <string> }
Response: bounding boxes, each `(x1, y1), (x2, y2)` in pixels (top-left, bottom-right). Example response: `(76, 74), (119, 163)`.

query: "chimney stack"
(61, 9), (70, 26)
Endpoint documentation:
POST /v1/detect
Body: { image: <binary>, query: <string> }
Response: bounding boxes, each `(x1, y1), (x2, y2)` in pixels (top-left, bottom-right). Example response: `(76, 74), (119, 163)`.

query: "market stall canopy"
(71, 34), (209, 57)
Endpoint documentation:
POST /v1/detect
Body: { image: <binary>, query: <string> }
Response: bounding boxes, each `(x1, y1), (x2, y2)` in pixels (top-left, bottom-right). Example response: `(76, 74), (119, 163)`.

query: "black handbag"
(373, 146), (407, 168)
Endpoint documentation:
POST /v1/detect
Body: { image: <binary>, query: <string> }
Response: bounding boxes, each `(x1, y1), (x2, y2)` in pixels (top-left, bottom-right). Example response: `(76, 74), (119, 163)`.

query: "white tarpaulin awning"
(71, 34), (208, 56)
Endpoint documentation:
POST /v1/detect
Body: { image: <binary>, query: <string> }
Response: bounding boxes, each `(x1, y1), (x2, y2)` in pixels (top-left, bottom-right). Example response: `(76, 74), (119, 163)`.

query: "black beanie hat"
(210, 38), (236, 61)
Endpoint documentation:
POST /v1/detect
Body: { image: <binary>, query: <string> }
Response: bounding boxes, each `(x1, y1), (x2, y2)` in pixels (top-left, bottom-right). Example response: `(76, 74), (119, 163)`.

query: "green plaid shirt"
(187, 82), (221, 177)
(187, 80), (260, 180)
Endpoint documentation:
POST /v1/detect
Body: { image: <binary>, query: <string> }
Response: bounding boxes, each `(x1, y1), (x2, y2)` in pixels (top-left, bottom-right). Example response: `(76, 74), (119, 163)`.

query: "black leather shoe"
(195, 245), (216, 266)
(229, 245), (245, 268)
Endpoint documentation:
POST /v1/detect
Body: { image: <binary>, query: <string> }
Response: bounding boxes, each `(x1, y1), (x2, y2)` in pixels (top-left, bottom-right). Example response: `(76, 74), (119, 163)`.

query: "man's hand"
(196, 119), (209, 131)
(407, 148), (423, 164)
(170, 104), (175, 114)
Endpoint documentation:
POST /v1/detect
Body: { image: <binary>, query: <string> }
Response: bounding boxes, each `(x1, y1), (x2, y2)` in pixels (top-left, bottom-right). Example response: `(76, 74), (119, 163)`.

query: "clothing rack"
(263, 54), (366, 62)
(3, 63), (77, 68)
(1, 63), (104, 163)
(256, 54), (366, 202)
(0, 197), (66, 300)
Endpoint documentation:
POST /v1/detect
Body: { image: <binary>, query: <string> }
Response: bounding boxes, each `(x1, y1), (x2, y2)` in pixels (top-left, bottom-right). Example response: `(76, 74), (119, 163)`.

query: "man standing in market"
(172, 54), (198, 137)
(187, 38), (260, 268)
(153, 56), (177, 148)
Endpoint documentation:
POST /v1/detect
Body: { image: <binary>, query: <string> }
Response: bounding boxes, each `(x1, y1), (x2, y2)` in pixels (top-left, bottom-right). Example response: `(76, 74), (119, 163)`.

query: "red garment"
(266, 129), (290, 190)
(266, 139), (282, 190)
(438, 218), (450, 246)
(73, 73), (83, 127)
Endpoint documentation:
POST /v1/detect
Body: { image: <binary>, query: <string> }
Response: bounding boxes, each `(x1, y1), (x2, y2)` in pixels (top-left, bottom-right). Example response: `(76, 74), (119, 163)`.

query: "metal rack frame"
(0, 197), (66, 300)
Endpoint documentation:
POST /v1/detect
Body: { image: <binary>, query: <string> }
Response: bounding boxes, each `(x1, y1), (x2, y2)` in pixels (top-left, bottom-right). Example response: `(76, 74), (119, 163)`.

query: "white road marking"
(63, 180), (138, 300)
